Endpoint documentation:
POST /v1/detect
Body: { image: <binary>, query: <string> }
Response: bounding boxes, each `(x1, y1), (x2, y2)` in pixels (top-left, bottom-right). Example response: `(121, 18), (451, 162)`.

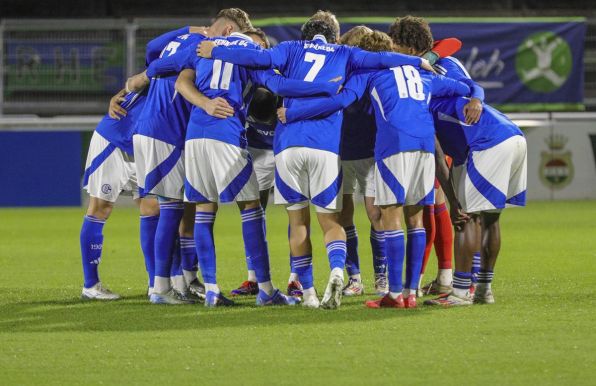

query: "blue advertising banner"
(255, 17), (586, 111)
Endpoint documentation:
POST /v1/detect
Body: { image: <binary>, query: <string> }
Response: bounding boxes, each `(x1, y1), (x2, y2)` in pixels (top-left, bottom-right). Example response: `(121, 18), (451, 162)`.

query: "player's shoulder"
(435, 56), (470, 77)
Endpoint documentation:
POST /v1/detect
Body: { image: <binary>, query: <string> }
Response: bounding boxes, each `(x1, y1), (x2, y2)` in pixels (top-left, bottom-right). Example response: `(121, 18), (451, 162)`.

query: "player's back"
(136, 33), (204, 148)
(272, 35), (354, 154)
(95, 91), (146, 155)
(430, 96), (523, 165)
(187, 33), (259, 148)
(367, 66), (442, 159)
(341, 95), (375, 161)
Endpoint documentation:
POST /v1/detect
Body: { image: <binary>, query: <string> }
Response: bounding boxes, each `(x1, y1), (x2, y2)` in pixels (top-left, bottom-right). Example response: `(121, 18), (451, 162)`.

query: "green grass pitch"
(0, 201), (594, 385)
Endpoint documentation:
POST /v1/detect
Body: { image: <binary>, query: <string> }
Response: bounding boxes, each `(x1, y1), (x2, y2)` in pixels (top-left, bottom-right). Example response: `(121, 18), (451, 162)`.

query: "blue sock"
(472, 252), (481, 284)
(170, 237), (182, 277)
(344, 226), (360, 276)
(154, 201), (184, 279)
(370, 228), (387, 275)
(326, 240), (347, 271)
(288, 224), (310, 275)
(180, 236), (198, 272)
(241, 207), (271, 283)
(405, 228), (426, 289)
(385, 230), (405, 293)
(139, 215), (159, 288)
(194, 211), (217, 284)
(291, 255), (313, 289)
(80, 215), (105, 288)
(453, 271), (472, 291)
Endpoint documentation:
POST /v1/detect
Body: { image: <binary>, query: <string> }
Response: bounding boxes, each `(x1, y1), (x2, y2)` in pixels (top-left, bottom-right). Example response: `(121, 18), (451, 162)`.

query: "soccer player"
(128, 9), (256, 304)
(79, 25), (198, 300)
(198, 12), (435, 308)
(426, 97), (527, 306)
(148, 24), (340, 307)
(387, 16), (486, 297)
(276, 30), (471, 308)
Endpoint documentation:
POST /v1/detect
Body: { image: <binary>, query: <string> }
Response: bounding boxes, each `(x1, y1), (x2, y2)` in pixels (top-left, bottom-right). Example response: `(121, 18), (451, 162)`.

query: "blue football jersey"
(340, 73), (376, 161)
(210, 34), (423, 154)
(430, 97), (524, 166)
(246, 121), (275, 150)
(93, 27), (188, 154)
(345, 66), (471, 160)
(135, 33), (205, 148)
(434, 56), (484, 101)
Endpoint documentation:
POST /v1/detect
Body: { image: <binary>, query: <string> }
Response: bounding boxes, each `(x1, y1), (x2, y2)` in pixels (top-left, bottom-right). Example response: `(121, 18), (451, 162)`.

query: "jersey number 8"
(392, 65), (425, 101)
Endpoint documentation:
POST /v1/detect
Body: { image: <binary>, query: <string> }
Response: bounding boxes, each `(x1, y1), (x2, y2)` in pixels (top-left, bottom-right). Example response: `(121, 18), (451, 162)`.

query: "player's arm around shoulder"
(175, 69), (234, 119)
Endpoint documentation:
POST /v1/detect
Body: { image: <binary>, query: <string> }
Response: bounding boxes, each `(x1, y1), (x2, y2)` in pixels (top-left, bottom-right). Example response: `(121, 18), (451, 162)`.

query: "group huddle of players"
(79, 8), (527, 309)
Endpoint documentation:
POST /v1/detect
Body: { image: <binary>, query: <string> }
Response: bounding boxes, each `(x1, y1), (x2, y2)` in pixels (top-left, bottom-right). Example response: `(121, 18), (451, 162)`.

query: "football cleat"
(230, 280), (259, 296)
(342, 277), (364, 296)
(256, 289), (301, 306)
(365, 293), (405, 309)
(374, 273), (389, 296)
(205, 291), (235, 307)
(188, 278), (206, 300)
(150, 288), (196, 305)
(469, 283), (477, 298)
(81, 282), (121, 301)
(474, 286), (495, 304)
(403, 294), (417, 308)
(286, 281), (304, 297)
(424, 292), (473, 307)
(320, 274), (344, 310)
(302, 290), (320, 308)
(147, 286), (154, 298)
(420, 280), (452, 296)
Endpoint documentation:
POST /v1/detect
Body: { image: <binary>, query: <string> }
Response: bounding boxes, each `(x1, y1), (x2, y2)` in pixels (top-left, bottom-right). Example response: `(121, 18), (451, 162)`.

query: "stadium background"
(0, 0), (595, 207)
(0, 2), (594, 385)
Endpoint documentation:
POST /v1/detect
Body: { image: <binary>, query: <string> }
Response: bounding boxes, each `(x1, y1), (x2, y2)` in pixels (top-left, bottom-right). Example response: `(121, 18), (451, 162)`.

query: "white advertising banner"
(513, 113), (596, 200)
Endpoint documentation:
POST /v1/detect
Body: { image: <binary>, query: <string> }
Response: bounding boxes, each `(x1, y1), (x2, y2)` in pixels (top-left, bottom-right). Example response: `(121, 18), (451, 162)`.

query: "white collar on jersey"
(230, 32), (254, 42)
(312, 34), (328, 43)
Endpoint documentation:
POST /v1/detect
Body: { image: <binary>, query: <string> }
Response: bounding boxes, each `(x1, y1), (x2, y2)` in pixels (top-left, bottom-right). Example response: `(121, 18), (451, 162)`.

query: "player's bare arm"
(175, 69), (234, 119)
(434, 137), (469, 230)
(108, 88), (128, 119)
(125, 71), (150, 93)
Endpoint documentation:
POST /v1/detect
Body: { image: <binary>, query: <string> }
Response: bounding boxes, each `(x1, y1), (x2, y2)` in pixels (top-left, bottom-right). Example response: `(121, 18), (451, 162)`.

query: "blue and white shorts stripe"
(374, 150), (435, 207)
(453, 135), (527, 213)
(274, 147), (343, 213)
(133, 134), (185, 201)
(83, 131), (138, 203)
(184, 138), (259, 203)
(248, 147), (275, 191)
(342, 157), (375, 197)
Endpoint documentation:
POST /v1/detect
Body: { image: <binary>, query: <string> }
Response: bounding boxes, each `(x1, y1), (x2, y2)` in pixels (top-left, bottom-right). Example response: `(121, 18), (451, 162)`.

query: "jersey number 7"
(303, 52), (325, 82)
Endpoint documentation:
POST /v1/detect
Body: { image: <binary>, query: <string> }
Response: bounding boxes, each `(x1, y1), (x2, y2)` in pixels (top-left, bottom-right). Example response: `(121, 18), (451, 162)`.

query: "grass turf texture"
(0, 201), (594, 385)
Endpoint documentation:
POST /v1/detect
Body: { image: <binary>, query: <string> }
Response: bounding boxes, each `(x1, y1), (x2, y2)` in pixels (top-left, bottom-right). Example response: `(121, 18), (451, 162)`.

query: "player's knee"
(87, 197), (114, 220)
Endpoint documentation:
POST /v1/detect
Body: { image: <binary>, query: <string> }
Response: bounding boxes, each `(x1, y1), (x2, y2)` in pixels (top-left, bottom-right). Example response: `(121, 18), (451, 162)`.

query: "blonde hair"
(359, 30), (393, 52)
(215, 8), (252, 32)
(340, 25), (373, 47)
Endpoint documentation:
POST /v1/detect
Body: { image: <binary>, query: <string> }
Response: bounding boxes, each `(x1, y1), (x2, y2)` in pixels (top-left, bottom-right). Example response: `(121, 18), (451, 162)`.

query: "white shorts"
(343, 157), (375, 197)
(133, 134), (185, 200)
(185, 138), (259, 203)
(375, 151), (435, 206)
(248, 147), (275, 191)
(83, 132), (138, 203)
(274, 147), (343, 213)
(453, 135), (527, 213)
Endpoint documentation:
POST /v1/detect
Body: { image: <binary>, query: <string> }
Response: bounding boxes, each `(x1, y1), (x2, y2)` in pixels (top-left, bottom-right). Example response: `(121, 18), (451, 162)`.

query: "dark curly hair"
(301, 19), (338, 43)
(388, 15), (433, 54)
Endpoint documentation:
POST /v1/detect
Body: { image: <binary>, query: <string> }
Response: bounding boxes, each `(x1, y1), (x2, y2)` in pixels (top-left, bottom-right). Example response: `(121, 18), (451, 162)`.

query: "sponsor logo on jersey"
(540, 134), (574, 189)
(515, 31), (572, 93)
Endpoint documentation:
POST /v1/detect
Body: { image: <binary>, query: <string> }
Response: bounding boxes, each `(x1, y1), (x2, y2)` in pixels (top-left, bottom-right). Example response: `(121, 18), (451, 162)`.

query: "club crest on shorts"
(101, 184), (113, 194)
(540, 134), (574, 189)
